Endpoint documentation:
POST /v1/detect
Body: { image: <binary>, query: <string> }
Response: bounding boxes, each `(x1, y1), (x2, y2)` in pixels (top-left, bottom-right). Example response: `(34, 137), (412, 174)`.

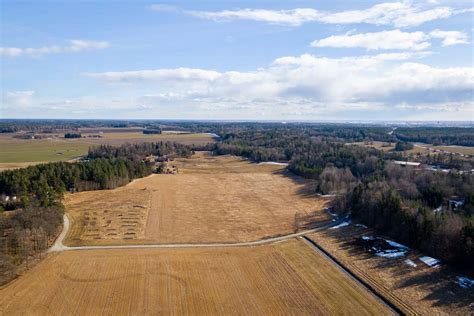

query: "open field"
(0, 161), (44, 171)
(0, 239), (392, 315)
(0, 136), (90, 163)
(0, 132), (215, 166)
(414, 144), (474, 156)
(348, 141), (474, 156)
(64, 154), (328, 246)
(346, 141), (396, 152)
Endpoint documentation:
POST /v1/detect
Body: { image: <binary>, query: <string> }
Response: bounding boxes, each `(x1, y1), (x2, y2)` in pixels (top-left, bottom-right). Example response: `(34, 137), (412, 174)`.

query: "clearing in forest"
(0, 239), (392, 315)
(64, 153), (329, 245)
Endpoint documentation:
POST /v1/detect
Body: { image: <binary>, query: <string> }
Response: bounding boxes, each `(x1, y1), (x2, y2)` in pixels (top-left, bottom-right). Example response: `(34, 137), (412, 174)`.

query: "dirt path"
(49, 214), (350, 252)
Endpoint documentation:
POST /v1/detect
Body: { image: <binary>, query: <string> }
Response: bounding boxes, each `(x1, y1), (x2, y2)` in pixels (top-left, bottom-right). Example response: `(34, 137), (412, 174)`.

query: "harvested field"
(0, 239), (392, 315)
(64, 154), (329, 245)
(65, 186), (152, 243)
(308, 224), (473, 315)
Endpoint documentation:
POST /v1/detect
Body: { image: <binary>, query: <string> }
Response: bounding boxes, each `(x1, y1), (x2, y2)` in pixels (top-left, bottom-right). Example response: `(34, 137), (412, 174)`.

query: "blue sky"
(1, 0), (473, 121)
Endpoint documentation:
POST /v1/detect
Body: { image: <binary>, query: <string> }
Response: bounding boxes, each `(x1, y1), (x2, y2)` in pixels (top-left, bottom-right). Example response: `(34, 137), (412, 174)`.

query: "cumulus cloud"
(311, 30), (431, 50)
(429, 29), (469, 46)
(157, 1), (472, 27)
(0, 40), (109, 58)
(84, 53), (473, 116)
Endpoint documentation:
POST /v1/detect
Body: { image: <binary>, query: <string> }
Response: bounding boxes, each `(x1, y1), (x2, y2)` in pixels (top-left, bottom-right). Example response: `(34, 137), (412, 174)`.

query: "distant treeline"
(212, 126), (474, 269)
(2, 119), (472, 146)
(88, 142), (192, 160)
(64, 132), (81, 138)
(394, 141), (414, 151)
(143, 129), (162, 135)
(394, 127), (474, 146)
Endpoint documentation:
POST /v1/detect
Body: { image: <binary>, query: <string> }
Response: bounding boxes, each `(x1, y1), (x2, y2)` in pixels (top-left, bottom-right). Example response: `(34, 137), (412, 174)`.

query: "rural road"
(49, 214), (350, 252)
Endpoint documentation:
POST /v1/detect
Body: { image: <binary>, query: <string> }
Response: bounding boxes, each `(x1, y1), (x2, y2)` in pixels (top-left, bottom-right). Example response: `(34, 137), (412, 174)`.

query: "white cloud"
(84, 53), (473, 117)
(311, 30), (431, 50)
(187, 8), (321, 26)
(0, 48), (23, 57)
(83, 67), (222, 82)
(171, 2), (470, 27)
(0, 40), (109, 58)
(2, 90), (35, 107)
(429, 29), (469, 46)
(312, 29), (469, 50)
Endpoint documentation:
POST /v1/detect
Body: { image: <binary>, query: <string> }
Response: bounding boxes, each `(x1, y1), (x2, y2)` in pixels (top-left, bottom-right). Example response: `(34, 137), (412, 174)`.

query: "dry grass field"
(348, 140), (474, 157)
(0, 161), (44, 171)
(346, 141), (396, 152)
(0, 239), (392, 315)
(64, 154), (329, 245)
(416, 144), (474, 156)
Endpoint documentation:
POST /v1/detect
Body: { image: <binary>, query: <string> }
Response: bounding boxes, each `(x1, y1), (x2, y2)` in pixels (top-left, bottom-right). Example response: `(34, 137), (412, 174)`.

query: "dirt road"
(49, 214), (350, 252)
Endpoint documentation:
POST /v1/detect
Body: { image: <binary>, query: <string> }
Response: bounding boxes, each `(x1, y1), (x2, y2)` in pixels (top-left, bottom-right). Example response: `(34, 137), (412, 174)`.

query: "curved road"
(49, 214), (350, 252)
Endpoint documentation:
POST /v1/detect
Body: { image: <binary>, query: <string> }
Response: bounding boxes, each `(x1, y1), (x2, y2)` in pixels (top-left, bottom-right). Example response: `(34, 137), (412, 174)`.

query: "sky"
(1, 0), (473, 121)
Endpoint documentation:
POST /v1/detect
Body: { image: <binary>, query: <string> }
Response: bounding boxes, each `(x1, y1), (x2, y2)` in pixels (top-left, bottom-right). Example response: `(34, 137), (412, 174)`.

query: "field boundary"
(302, 236), (419, 316)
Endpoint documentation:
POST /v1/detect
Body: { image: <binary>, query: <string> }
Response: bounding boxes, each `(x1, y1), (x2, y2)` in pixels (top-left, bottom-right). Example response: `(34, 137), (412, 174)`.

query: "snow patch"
(359, 236), (408, 259)
(456, 276), (474, 289)
(385, 239), (409, 250)
(356, 223), (368, 228)
(206, 133), (221, 138)
(330, 221), (350, 229)
(319, 194), (336, 198)
(258, 161), (289, 166)
(325, 207), (337, 217)
(419, 256), (441, 268)
(376, 250), (406, 258)
(404, 259), (417, 267)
